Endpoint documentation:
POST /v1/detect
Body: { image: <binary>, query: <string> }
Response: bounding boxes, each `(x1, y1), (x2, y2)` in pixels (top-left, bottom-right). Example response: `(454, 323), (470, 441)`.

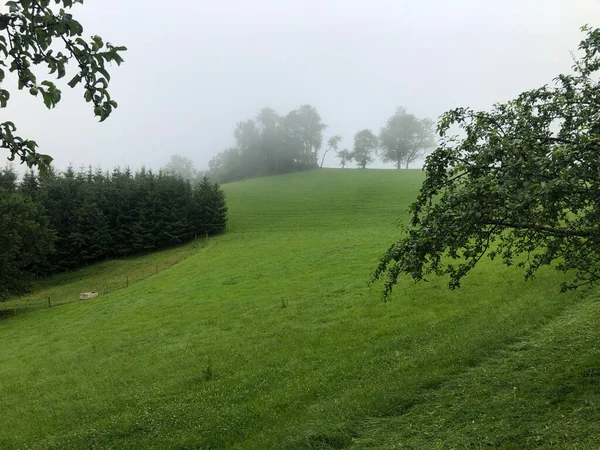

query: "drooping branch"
(483, 221), (595, 239)
(373, 26), (600, 299)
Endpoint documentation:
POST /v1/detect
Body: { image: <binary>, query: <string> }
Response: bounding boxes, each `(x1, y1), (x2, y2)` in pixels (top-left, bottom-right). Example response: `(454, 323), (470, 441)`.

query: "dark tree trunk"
(320, 148), (330, 168)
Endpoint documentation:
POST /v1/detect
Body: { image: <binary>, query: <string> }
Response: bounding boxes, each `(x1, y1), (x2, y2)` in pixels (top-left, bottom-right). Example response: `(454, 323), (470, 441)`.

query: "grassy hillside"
(0, 242), (198, 316)
(0, 168), (598, 449)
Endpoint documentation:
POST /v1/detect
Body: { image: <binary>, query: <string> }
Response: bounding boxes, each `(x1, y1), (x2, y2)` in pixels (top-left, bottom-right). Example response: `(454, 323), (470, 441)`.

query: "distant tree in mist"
(351, 129), (378, 169)
(379, 107), (435, 169)
(163, 154), (198, 182)
(208, 147), (244, 183)
(283, 105), (328, 167)
(320, 135), (342, 168)
(337, 149), (352, 169)
(208, 105), (330, 182)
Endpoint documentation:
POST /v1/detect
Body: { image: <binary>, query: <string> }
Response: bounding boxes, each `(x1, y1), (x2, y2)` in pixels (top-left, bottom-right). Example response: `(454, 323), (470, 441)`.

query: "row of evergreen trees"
(0, 166), (228, 298)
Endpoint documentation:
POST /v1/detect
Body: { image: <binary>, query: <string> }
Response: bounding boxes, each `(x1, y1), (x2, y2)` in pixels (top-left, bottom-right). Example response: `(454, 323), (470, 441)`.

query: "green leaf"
(91, 35), (104, 50)
(0, 14), (10, 30)
(5, 1), (19, 13)
(67, 74), (81, 88)
(42, 92), (53, 109)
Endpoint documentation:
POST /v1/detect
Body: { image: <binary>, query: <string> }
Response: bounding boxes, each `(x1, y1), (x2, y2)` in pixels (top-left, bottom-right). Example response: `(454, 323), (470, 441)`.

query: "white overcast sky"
(3, 0), (600, 171)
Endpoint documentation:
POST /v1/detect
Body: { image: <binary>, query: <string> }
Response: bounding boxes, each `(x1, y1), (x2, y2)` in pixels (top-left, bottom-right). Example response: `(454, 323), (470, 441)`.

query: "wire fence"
(0, 241), (203, 318)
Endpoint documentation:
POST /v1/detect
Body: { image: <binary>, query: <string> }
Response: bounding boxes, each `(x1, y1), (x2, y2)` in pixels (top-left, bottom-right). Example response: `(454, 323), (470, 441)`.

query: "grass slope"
(349, 292), (600, 449)
(0, 169), (598, 449)
(0, 242), (198, 315)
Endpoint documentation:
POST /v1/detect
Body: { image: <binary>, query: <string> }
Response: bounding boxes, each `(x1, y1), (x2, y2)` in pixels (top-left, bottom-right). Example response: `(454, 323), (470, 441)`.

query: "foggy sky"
(4, 0), (600, 172)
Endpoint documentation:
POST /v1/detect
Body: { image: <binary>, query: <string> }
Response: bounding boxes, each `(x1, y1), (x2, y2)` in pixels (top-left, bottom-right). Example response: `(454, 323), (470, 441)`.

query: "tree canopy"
(191, 177), (228, 236)
(379, 107), (435, 169)
(351, 129), (378, 169)
(0, 184), (54, 297)
(0, 165), (230, 298)
(163, 154), (199, 183)
(208, 105), (329, 182)
(373, 26), (600, 298)
(336, 148), (351, 169)
(0, 0), (126, 170)
(320, 134), (342, 168)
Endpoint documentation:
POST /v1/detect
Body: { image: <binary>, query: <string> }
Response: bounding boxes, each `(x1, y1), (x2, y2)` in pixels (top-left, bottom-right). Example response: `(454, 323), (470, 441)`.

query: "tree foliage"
(379, 107), (435, 169)
(208, 105), (329, 182)
(0, 170), (54, 298)
(0, 166), (229, 298)
(36, 166), (198, 269)
(351, 129), (378, 169)
(284, 104), (328, 167)
(0, 0), (126, 170)
(191, 177), (228, 236)
(163, 154), (199, 183)
(373, 26), (600, 298)
(320, 134), (342, 168)
(336, 148), (352, 169)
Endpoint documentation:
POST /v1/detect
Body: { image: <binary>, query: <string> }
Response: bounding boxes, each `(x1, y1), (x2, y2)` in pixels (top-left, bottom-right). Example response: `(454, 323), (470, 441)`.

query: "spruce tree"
(19, 170), (40, 200)
(192, 177), (228, 236)
(0, 190), (55, 297)
(191, 177), (212, 236)
(209, 181), (228, 234)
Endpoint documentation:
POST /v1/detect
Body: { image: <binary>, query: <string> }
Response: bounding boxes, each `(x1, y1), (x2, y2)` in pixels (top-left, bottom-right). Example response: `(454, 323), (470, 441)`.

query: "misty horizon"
(3, 0), (599, 172)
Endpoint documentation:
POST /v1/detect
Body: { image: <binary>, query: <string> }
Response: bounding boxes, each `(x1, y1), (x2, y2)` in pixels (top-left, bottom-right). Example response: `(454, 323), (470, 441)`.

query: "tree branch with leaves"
(0, 0), (126, 171)
(320, 134), (341, 168)
(373, 26), (600, 299)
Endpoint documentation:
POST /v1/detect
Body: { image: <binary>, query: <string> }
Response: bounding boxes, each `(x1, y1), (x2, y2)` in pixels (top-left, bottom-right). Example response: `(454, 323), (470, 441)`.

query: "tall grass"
(0, 169), (596, 449)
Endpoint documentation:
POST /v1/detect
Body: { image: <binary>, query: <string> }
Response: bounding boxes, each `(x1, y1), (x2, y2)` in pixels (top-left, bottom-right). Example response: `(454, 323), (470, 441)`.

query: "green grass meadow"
(1, 169), (598, 449)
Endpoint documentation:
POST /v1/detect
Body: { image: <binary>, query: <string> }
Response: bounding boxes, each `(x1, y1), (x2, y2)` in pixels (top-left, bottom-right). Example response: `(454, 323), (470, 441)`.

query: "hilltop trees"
(320, 135), (342, 168)
(0, 0), (126, 170)
(337, 149), (352, 168)
(206, 105), (444, 179)
(373, 26), (600, 298)
(208, 105), (328, 182)
(283, 105), (328, 167)
(163, 155), (199, 183)
(379, 107), (435, 169)
(208, 147), (244, 184)
(351, 129), (378, 169)
(257, 107), (287, 174)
